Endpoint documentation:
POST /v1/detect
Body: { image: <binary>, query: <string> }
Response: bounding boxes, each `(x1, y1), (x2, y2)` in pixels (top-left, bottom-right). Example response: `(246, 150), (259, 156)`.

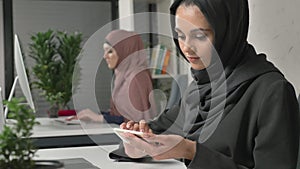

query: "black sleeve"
(101, 111), (124, 125)
(188, 80), (299, 169)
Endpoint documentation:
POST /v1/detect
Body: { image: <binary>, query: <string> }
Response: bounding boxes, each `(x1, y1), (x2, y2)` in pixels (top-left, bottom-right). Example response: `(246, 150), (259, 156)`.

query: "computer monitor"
(0, 87), (5, 131)
(4, 34), (36, 119)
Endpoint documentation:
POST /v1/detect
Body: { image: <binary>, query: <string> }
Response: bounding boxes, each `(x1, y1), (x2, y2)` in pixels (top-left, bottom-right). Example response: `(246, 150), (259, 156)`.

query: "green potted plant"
(0, 98), (39, 169)
(0, 98), (64, 169)
(28, 29), (82, 117)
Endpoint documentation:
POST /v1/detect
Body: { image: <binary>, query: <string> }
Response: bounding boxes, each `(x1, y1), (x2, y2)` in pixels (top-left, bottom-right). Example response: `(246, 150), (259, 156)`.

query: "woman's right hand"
(120, 120), (152, 133)
(119, 120), (153, 158)
(77, 109), (104, 122)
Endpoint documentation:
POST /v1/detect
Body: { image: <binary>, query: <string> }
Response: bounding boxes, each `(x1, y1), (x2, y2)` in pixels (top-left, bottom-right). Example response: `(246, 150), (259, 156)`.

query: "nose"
(181, 40), (195, 55)
(103, 52), (108, 59)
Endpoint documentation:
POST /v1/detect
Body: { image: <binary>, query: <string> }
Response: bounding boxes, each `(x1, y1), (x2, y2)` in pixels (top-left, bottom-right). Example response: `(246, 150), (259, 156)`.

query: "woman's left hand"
(125, 134), (196, 160)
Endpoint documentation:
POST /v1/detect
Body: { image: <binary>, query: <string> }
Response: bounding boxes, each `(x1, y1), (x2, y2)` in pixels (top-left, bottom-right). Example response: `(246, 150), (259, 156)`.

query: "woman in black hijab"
(119, 0), (300, 168)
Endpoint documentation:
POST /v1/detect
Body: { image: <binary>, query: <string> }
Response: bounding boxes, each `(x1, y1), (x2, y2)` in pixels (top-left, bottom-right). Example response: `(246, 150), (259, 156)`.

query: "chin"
(191, 65), (206, 70)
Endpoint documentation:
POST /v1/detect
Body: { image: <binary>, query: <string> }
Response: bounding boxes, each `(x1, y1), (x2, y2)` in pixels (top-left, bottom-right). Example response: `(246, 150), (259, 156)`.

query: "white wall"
(13, 0), (113, 116)
(119, 0), (135, 31)
(248, 0), (300, 95)
(3, 0), (300, 116)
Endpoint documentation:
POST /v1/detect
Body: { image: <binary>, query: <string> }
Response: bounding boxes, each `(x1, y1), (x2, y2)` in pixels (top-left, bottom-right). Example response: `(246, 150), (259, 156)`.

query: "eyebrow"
(103, 42), (113, 49)
(105, 41), (112, 46)
(175, 27), (211, 33)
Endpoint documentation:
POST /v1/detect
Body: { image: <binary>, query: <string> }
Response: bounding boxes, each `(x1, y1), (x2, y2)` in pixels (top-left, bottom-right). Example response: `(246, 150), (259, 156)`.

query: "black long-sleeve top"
(149, 72), (299, 169)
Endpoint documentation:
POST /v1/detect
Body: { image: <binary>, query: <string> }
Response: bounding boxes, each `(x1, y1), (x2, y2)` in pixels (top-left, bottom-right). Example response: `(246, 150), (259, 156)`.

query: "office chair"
(166, 74), (188, 109)
(152, 74), (188, 115)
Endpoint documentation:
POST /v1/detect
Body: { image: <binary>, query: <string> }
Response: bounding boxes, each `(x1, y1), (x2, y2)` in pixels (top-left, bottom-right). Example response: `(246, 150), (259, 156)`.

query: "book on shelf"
(150, 45), (160, 75)
(161, 49), (171, 74)
(150, 44), (171, 76)
(155, 45), (166, 75)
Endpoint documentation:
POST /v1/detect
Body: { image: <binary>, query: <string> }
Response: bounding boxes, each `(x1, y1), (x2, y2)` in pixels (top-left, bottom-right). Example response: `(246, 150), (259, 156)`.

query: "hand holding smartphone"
(113, 128), (161, 146)
(113, 128), (145, 143)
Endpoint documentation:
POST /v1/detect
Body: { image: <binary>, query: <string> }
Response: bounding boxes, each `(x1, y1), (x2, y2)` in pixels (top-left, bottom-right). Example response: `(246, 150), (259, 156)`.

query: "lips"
(187, 56), (200, 62)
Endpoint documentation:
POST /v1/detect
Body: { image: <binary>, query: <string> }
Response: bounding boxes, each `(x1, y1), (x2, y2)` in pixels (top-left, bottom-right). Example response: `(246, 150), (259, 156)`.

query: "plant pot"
(47, 106), (59, 118)
(34, 160), (64, 169)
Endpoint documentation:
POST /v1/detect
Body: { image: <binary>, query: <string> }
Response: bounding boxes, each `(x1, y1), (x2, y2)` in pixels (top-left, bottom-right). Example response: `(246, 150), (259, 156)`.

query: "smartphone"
(113, 128), (144, 143)
(113, 128), (161, 146)
(113, 128), (144, 136)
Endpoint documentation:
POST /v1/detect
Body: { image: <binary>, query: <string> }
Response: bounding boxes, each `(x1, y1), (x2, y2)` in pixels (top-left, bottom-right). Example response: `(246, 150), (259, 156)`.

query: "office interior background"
(0, 0), (299, 168)
(0, 0), (299, 115)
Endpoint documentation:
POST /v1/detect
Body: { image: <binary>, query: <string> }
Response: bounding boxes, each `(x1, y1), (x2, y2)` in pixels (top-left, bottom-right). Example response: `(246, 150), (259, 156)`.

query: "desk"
(33, 119), (186, 168)
(32, 118), (121, 148)
(32, 117), (118, 137)
(35, 145), (186, 169)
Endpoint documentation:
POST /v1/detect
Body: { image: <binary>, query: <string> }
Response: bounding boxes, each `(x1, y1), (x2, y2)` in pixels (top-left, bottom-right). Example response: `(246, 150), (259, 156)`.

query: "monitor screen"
(4, 35), (36, 119)
(14, 34), (35, 112)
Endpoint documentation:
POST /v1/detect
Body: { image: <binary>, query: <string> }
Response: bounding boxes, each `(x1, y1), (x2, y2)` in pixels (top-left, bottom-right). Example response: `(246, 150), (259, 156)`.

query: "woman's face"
(175, 5), (214, 70)
(103, 43), (119, 69)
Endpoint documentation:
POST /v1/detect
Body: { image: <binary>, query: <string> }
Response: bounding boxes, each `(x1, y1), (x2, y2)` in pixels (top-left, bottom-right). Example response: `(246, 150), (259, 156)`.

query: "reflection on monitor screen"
(4, 34), (36, 118)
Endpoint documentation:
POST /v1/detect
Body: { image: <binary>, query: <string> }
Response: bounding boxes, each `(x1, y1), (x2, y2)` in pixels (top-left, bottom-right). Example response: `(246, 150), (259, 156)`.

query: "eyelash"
(177, 34), (185, 40)
(176, 33), (207, 41)
(194, 34), (207, 41)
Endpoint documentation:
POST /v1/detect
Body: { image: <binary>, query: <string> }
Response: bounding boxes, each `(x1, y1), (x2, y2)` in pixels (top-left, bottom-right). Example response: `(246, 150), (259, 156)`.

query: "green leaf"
(28, 30), (82, 108)
(0, 98), (37, 168)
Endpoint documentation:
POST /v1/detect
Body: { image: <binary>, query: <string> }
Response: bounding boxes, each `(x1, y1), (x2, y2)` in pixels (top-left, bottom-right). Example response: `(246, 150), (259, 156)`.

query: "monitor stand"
(4, 76), (33, 125)
(34, 160), (64, 169)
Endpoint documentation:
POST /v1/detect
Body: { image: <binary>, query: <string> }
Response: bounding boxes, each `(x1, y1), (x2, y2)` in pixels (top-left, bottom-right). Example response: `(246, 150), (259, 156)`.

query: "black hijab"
(169, 0), (280, 142)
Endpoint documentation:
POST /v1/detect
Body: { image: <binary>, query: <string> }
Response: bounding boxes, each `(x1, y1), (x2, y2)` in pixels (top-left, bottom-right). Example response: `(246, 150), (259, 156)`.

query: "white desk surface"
(32, 117), (118, 138)
(35, 145), (186, 169)
(32, 118), (185, 168)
